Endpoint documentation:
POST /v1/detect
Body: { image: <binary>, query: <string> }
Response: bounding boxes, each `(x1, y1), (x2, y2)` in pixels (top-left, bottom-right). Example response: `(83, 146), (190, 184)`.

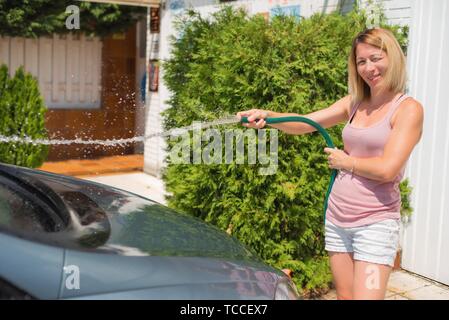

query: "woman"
(237, 28), (424, 300)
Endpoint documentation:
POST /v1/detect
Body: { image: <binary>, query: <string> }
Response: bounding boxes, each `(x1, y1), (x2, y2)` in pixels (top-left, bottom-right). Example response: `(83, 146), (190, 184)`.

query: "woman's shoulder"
(391, 96), (424, 127)
(343, 94), (359, 117)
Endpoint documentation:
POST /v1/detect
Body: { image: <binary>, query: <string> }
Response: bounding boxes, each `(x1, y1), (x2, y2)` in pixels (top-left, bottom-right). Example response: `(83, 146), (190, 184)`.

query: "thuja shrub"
(162, 6), (409, 296)
(0, 0), (145, 38)
(0, 65), (48, 168)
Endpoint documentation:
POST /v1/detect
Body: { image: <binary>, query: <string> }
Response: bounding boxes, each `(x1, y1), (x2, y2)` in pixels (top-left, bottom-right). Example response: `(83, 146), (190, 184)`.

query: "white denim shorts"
(325, 218), (400, 267)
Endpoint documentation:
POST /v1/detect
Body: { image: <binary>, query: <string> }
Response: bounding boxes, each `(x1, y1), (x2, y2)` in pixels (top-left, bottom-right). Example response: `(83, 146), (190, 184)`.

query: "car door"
(0, 232), (65, 299)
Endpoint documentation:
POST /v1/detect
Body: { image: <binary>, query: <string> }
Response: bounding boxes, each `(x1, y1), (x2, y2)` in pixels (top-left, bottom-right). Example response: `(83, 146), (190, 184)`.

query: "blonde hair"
(348, 28), (407, 105)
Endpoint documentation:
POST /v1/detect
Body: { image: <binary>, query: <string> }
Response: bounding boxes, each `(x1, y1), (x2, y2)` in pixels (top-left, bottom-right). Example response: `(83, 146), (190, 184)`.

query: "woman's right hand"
(236, 109), (270, 129)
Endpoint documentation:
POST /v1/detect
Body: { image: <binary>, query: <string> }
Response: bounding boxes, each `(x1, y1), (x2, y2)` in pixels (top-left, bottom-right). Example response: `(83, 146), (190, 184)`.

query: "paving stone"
(385, 289), (397, 298)
(388, 270), (431, 293)
(315, 270), (449, 300)
(321, 289), (337, 300)
(385, 294), (410, 300)
(402, 285), (449, 300)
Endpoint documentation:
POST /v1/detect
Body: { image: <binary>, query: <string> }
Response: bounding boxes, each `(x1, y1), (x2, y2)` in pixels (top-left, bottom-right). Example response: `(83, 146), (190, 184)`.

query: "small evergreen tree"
(0, 65), (49, 168)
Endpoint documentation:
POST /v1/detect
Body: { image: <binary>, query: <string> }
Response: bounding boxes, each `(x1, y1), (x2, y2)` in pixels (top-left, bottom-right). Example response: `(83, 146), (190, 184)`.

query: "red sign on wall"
(150, 7), (160, 33)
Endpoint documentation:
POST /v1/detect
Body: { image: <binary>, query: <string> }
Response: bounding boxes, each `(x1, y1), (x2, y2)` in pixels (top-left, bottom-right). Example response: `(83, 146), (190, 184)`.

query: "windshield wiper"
(0, 163), (70, 231)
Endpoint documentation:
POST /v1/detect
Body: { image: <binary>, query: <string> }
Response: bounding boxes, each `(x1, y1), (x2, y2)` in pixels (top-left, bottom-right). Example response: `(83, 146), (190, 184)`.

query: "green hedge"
(162, 7), (410, 296)
(0, 65), (48, 168)
(0, 0), (145, 38)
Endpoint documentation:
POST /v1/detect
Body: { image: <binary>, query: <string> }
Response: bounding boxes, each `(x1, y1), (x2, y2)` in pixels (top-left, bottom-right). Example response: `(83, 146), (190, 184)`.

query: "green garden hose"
(240, 116), (337, 223)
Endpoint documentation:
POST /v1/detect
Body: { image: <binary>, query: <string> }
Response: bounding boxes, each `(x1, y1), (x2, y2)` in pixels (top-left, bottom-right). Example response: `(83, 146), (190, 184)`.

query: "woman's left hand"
(324, 147), (352, 171)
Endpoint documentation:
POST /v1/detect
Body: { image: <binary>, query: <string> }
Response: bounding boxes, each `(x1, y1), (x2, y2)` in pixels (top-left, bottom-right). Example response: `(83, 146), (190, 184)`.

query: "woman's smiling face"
(356, 42), (389, 90)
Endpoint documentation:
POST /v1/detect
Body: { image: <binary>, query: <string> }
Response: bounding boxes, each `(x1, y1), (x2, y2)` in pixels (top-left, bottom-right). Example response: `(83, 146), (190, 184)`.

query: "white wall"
(135, 20), (149, 154)
(401, 0), (449, 286)
(144, 4), (167, 176)
(359, 0), (413, 26)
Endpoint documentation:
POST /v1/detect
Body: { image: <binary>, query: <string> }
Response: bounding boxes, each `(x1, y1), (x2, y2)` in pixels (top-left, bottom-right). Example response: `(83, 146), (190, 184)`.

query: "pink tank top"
(326, 93), (410, 228)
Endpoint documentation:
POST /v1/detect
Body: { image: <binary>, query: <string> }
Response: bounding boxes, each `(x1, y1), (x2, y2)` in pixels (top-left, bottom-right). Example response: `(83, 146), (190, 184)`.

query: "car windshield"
(0, 166), (258, 262)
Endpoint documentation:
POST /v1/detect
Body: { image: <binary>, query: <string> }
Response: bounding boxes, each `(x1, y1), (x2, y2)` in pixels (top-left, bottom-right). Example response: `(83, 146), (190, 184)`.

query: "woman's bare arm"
(325, 98), (424, 182)
(237, 95), (352, 135)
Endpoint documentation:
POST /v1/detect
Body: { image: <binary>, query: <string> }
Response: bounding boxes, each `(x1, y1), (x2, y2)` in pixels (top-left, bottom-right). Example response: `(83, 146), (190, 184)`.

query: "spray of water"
(0, 115), (241, 147)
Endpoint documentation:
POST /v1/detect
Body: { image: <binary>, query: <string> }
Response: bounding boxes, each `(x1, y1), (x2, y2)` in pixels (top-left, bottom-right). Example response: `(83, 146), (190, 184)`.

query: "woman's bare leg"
(329, 252), (355, 300)
(352, 260), (392, 300)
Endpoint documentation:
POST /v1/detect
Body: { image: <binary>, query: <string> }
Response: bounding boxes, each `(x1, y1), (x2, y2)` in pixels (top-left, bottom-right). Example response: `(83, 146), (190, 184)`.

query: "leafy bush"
(400, 178), (413, 221)
(162, 6), (410, 296)
(0, 65), (48, 168)
(0, 0), (145, 38)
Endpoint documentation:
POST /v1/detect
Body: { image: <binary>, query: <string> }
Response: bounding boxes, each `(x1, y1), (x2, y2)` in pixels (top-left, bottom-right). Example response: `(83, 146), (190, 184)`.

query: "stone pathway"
(320, 269), (449, 300)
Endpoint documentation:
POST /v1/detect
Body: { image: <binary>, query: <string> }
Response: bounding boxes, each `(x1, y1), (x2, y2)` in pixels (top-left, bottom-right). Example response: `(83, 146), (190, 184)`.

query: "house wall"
(401, 0), (449, 286)
(144, 0), (412, 175)
(135, 19), (148, 154)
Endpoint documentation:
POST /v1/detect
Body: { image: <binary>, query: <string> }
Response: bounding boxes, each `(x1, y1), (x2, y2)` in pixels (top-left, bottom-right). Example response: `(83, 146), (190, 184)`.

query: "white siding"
(135, 20), (148, 154)
(144, 92), (163, 176)
(359, 0), (412, 26)
(402, 0), (449, 286)
(144, 6), (165, 175)
(0, 34), (102, 109)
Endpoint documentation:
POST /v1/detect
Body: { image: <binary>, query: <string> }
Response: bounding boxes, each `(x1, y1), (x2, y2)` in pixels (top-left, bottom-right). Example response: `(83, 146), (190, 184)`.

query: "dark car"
(0, 163), (299, 300)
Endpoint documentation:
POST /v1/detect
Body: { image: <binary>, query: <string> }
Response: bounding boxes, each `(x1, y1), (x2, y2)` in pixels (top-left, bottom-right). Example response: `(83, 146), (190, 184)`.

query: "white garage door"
(0, 33), (102, 109)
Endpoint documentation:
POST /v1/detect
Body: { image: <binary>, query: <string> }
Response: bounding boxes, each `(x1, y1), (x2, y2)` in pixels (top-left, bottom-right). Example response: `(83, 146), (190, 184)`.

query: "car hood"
(62, 252), (281, 299)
